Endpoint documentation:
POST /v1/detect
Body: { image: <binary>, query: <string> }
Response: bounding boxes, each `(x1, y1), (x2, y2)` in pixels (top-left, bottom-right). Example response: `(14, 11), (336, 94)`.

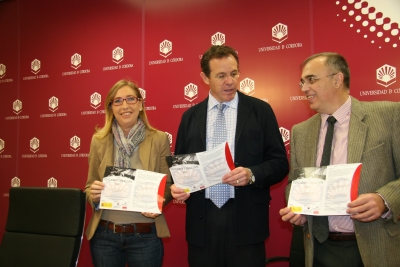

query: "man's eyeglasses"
(110, 96), (141, 106)
(214, 71), (240, 81)
(299, 73), (338, 89)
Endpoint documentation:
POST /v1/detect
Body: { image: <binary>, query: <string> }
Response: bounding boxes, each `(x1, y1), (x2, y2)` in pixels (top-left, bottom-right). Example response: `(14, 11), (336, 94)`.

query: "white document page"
(169, 142), (234, 193)
(100, 168), (166, 214)
(287, 163), (362, 216)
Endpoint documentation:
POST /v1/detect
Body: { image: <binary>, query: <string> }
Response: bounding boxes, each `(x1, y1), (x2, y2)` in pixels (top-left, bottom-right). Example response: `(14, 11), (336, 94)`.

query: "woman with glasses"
(84, 79), (172, 267)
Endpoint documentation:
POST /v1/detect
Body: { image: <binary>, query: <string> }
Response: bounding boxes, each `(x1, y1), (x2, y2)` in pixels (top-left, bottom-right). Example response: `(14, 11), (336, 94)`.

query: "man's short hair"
(301, 52), (350, 89)
(200, 45), (239, 77)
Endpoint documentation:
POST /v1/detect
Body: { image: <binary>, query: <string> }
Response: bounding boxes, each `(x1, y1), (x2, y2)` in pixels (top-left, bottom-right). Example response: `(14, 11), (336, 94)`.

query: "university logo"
(272, 23), (288, 43)
(11, 177), (20, 187)
(71, 53), (82, 69)
(280, 127), (290, 146)
(0, 139), (4, 153)
(91, 92), (101, 109)
(184, 83), (198, 102)
(112, 47), (124, 64)
(31, 59), (41, 74)
(240, 78), (255, 95)
(49, 96), (59, 112)
(139, 88), (146, 101)
(376, 64), (396, 87)
(212, 32), (225, 45)
(165, 132), (172, 147)
(30, 137), (40, 153)
(13, 99), (22, 115)
(135, 183), (156, 201)
(48, 177), (57, 188)
(0, 64), (6, 78)
(160, 40), (172, 58)
(70, 135), (80, 152)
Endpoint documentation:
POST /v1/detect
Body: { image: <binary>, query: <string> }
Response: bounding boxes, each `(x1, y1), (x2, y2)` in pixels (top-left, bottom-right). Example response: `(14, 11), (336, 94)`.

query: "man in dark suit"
(279, 52), (400, 267)
(171, 45), (289, 267)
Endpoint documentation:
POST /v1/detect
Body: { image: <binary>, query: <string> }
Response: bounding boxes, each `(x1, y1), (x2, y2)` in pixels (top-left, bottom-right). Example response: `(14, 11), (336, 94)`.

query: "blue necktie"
(209, 103), (231, 208)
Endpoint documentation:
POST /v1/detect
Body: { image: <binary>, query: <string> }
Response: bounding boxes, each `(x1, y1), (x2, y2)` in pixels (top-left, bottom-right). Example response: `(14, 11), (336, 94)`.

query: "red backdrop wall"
(1, 0), (399, 266)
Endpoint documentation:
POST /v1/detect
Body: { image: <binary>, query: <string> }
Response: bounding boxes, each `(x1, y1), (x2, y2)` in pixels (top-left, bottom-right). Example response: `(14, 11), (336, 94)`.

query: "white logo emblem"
(184, 83), (198, 102)
(376, 64), (396, 87)
(30, 137), (40, 153)
(71, 53), (82, 69)
(139, 88), (146, 101)
(212, 32), (225, 45)
(48, 177), (58, 188)
(0, 139), (4, 153)
(272, 23), (288, 43)
(91, 92), (102, 109)
(70, 135), (81, 152)
(0, 64), (6, 78)
(240, 78), (255, 95)
(11, 177), (20, 187)
(165, 132), (172, 147)
(13, 99), (22, 115)
(160, 40), (172, 58)
(280, 127), (290, 146)
(112, 47), (124, 64)
(31, 59), (41, 74)
(49, 96), (59, 112)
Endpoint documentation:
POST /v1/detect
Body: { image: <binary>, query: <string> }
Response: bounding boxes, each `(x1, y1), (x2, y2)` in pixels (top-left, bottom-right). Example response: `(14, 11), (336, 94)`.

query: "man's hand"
(171, 184), (190, 201)
(347, 193), (387, 222)
(222, 167), (250, 186)
(279, 207), (307, 226)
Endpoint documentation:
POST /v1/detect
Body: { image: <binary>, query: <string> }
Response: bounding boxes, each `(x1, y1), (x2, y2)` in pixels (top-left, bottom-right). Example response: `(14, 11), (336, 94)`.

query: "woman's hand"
(142, 212), (161, 219)
(90, 181), (105, 203)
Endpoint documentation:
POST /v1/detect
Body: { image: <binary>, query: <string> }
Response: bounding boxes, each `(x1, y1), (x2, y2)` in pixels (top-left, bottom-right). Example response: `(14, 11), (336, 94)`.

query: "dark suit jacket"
(286, 97), (400, 267)
(175, 91), (289, 246)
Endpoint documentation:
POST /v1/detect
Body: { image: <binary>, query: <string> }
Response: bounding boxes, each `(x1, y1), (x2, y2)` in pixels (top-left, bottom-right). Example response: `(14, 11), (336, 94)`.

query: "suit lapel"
(307, 115), (320, 166)
(196, 98), (208, 150)
(235, 92), (252, 149)
(347, 97), (367, 163)
(99, 134), (115, 177)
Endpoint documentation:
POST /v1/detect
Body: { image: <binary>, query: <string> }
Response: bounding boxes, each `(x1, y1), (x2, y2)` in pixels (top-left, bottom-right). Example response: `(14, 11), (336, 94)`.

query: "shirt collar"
(207, 91), (239, 111)
(321, 96), (351, 125)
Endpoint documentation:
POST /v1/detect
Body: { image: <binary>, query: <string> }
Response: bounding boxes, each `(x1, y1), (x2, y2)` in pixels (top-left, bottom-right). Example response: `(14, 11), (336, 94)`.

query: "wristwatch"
(247, 168), (255, 185)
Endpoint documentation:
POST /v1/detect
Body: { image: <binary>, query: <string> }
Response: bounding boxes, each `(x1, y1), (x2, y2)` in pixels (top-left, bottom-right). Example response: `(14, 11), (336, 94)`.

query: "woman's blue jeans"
(90, 223), (163, 267)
